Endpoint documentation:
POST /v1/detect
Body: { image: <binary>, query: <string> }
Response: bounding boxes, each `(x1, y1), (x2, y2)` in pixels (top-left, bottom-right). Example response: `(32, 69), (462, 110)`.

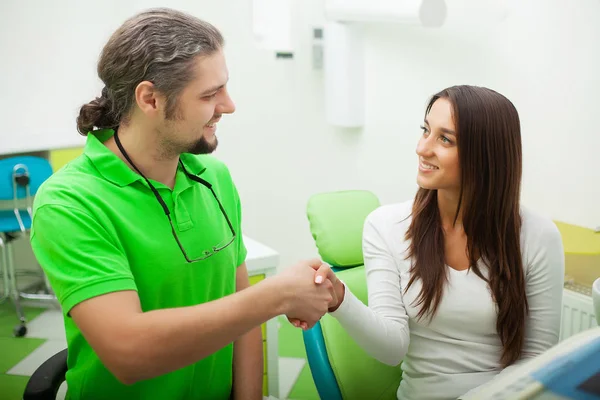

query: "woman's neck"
(437, 189), (463, 231)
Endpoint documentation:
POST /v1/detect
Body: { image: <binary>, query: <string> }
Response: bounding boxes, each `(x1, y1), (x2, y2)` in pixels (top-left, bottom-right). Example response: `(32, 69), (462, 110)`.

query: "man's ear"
(134, 81), (164, 118)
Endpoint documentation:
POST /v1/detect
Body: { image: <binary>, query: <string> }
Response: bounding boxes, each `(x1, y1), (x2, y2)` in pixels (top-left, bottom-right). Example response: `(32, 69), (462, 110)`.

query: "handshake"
(274, 259), (345, 330)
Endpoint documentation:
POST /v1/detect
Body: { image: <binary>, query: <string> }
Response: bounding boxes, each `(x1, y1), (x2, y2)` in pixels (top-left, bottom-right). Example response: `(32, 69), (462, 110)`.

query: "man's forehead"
(192, 52), (228, 85)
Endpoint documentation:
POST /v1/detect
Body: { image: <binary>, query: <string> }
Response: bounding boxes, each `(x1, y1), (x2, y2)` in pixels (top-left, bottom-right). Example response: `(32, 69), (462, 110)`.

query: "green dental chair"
(302, 190), (403, 400)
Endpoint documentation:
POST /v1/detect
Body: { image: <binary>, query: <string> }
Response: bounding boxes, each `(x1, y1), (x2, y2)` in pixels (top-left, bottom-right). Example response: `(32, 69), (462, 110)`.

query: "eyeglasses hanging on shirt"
(113, 131), (236, 263)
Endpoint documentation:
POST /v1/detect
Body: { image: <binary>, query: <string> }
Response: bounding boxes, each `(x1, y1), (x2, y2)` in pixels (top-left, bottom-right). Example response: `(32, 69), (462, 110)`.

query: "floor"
(0, 301), (321, 400)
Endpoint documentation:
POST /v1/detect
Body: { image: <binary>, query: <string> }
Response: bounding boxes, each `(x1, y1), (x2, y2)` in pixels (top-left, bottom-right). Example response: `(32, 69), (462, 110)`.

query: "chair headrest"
(306, 190), (380, 268)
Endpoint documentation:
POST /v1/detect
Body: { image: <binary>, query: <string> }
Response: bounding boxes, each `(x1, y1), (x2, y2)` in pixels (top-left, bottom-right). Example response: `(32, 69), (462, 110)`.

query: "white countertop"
(244, 234), (280, 273)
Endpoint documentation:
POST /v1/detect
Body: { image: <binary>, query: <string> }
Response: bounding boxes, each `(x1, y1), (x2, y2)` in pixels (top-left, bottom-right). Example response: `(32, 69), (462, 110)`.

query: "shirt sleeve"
(30, 204), (137, 316)
(329, 210), (410, 366)
(460, 216), (565, 398)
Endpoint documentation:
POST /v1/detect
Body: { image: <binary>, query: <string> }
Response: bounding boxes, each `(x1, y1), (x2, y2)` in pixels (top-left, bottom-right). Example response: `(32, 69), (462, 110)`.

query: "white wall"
(211, 0), (600, 268)
(8, 0), (600, 271)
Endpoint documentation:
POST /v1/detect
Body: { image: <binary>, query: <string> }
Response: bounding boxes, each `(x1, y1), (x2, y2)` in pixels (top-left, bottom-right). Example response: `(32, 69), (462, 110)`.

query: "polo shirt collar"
(84, 129), (207, 188)
(179, 153), (207, 177)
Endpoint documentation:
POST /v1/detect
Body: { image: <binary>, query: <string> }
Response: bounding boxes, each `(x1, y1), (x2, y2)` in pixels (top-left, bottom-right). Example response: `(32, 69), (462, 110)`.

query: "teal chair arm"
(302, 266), (346, 400)
(302, 266), (403, 400)
(302, 322), (343, 400)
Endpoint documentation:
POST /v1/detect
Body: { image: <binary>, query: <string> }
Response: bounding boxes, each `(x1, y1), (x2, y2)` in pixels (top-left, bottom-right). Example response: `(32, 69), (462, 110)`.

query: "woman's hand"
(287, 262), (345, 330)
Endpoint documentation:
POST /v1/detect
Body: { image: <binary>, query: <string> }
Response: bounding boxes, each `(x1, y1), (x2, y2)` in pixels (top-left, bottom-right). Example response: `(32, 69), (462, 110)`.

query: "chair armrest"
(23, 348), (68, 400)
(303, 321), (343, 400)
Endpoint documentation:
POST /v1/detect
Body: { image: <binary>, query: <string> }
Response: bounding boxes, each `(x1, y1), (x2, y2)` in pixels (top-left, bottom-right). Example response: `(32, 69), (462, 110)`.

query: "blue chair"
(302, 190), (403, 400)
(0, 156), (54, 337)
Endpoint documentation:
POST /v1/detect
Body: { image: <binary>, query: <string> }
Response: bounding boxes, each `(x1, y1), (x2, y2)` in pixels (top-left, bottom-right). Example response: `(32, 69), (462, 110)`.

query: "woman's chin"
(417, 177), (437, 190)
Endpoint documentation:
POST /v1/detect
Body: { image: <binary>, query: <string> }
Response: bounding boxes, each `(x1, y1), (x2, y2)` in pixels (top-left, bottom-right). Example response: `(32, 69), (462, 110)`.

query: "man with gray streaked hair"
(30, 8), (336, 400)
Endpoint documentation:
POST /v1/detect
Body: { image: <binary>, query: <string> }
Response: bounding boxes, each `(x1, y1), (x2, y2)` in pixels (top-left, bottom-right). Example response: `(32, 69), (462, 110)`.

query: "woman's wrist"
(328, 280), (346, 312)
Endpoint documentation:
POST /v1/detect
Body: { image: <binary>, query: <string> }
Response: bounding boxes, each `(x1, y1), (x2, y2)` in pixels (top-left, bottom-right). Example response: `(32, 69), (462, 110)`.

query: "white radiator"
(559, 286), (597, 341)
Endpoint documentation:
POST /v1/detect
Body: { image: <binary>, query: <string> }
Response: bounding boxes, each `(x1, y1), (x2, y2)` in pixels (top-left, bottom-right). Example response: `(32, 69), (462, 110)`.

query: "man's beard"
(159, 122), (219, 157)
(186, 135), (218, 155)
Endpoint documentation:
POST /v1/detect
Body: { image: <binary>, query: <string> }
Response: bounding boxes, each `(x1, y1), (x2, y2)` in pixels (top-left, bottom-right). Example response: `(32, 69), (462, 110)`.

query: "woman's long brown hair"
(405, 85), (526, 367)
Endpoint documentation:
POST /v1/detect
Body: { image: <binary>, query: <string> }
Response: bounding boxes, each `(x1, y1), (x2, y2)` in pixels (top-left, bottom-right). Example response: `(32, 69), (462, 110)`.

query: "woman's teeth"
(420, 161), (438, 170)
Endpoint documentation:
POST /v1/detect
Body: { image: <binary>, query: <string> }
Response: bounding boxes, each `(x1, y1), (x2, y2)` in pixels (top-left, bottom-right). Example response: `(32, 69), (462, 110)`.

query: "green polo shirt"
(30, 129), (247, 400)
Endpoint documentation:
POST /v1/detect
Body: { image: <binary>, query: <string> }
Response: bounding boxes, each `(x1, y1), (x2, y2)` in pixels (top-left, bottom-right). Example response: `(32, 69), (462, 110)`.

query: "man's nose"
(217, 89), (236, 114)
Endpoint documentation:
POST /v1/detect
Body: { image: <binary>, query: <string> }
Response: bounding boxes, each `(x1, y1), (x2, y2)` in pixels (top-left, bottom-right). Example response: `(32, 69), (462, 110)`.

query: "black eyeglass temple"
(114, 131), (172, 216)
(168, 215), (194, 263)
(178, 160), (235, 234)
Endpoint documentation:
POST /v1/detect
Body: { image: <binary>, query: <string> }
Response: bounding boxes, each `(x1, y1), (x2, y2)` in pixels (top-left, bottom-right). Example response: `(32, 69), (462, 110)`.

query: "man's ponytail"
(76, 87), (118, 135)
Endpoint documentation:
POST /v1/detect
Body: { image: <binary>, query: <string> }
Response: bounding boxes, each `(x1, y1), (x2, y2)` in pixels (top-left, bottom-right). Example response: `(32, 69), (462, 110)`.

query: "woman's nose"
(416, 136), (433, 157)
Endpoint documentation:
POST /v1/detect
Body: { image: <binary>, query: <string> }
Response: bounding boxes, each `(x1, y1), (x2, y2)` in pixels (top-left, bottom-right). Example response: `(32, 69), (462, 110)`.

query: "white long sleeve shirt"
(330, 201), (565, 400)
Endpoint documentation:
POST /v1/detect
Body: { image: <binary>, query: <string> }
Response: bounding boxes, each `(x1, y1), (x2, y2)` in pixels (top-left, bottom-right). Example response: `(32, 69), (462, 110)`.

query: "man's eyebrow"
(200, 83), (226, 96)
(424, 118), (456, 135)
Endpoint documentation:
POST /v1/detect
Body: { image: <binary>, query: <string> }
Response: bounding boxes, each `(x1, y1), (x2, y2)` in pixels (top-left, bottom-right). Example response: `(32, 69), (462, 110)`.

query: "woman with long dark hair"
(315, 85), (565, 399)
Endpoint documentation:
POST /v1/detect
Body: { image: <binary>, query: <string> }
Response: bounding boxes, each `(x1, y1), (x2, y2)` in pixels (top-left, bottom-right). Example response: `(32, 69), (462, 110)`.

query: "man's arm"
(231, 263), (264, 400)
(70, 281), (279, 386)
(69, 258), (333, 386)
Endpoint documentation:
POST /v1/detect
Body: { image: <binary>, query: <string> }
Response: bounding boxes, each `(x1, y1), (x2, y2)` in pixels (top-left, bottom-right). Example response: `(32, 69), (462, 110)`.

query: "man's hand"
(287, 262), (345, 330)
(275, 259), (335, 330)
